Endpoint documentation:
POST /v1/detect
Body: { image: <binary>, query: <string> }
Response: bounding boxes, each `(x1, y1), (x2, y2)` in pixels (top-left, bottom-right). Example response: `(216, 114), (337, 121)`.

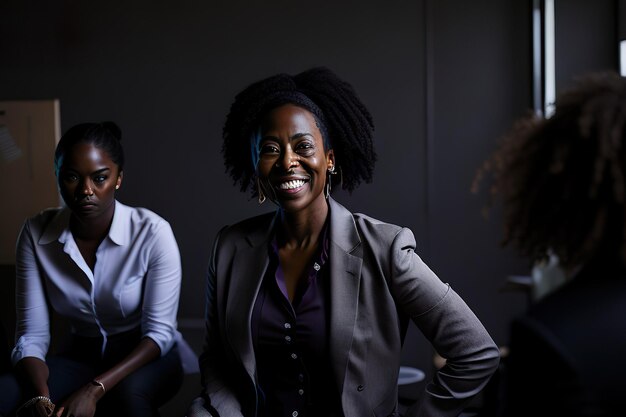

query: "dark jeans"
(0, 328), (183, 417)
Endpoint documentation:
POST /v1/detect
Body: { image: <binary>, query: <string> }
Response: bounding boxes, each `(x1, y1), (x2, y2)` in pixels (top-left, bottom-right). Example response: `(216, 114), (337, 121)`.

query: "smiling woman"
(256, 104), (333, 222)
(0, 122), (187, 417)
(187, 67), (500, 417)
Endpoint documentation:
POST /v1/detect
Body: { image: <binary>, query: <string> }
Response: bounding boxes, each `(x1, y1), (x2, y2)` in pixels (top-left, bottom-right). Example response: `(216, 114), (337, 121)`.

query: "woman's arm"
(15, 357), (50, 397)
(389, 228), (500, 417)
(13, 358), (54, 417)
(93, 337), (160, 389)
(55, 338), (160, 417)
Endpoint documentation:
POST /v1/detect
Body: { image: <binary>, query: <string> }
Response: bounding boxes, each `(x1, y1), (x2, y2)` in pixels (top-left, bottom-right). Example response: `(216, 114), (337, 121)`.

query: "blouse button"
(313, 262), (321, 271)
(298, 389), (304, 395)
(284, 322), (292, 329)
(291, 353), (298, 359)
(285, 335), (292, 343)
(292, 412), (299, 417)
(357, 385), (364, 392)
(298, 373), (304, 382)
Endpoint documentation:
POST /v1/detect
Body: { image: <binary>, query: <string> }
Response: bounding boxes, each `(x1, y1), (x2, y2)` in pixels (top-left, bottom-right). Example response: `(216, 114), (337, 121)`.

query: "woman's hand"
(54, 384), (104, 417)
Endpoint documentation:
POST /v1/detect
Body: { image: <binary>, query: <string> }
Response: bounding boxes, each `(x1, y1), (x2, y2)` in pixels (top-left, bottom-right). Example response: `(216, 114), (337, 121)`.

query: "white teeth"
(279, 180), (306, 190)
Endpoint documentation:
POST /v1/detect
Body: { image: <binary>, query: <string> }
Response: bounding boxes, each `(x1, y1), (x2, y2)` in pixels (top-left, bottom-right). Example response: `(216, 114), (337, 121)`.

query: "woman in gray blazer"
(189, 67), (499, 417)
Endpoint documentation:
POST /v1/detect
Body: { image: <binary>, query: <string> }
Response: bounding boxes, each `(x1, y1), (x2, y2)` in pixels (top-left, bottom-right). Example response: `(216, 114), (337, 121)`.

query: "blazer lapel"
(328, 198), (363, 393)
(225, 212), (277, 380)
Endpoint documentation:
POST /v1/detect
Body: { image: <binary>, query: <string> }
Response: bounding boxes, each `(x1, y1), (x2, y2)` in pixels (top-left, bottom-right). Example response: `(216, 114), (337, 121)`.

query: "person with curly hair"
(475, 71), (626, 416)
(187, 67), (499, 417)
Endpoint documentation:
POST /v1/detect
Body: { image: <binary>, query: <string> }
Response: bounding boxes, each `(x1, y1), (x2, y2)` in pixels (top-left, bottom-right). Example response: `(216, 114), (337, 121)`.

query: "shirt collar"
(38, 207), (71, 245)
(38, 200), (129, 246)
(108, 200), (130, 246)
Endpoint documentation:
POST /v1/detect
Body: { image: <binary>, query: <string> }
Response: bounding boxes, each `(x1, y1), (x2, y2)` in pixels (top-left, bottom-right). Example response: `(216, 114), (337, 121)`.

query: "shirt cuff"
(11, 335), (49, 366)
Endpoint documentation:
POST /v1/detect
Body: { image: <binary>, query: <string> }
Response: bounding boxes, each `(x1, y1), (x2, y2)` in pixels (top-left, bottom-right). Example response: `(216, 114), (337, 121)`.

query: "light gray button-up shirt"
(11, 200), (182, 365)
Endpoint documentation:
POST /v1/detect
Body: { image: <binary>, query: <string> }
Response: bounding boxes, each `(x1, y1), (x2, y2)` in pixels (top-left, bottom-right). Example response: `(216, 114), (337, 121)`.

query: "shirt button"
(292, 412), (298, 417)
(313, 262), (321, 271)
(298, 389), (304, 395)
(298, 373), (304, 382)
(291, 353), (298, 359)
(357, 384), (364, 392)
(285, 335), (292, 343)
(284, 323), (291, 329)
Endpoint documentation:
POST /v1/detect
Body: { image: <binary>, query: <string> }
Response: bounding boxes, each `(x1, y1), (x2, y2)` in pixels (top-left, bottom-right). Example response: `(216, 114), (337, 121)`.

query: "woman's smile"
(274, 175), (310, 194)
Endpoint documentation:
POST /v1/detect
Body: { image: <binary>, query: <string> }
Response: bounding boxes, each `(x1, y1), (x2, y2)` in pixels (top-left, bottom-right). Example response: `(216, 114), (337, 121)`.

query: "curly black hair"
(222, 67), (376, 194)
(473, 71), (626, 270)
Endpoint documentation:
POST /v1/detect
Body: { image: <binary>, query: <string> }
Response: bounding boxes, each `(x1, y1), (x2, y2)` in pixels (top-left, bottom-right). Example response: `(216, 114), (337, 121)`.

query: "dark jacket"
(505, 258), (626, 417)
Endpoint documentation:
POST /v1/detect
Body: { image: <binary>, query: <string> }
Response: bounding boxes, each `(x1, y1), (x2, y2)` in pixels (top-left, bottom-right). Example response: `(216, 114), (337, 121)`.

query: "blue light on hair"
(251, 128), (262, 171)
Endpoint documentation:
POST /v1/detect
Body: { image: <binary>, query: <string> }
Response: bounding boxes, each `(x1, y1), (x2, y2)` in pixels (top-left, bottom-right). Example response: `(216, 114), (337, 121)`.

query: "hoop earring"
(257, 178), (266, 204)
(325, 177), (331, 199)
(326, 165), (337, 199)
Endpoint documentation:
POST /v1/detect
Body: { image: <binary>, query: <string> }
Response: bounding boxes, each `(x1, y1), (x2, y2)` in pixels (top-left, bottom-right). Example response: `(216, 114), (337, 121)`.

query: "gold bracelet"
(91, 379), (106, 394)
(16, 396), (52, 415)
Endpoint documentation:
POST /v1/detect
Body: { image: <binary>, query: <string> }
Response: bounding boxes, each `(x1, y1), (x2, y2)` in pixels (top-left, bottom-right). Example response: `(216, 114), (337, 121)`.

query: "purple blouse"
(251, 222), (343, 417)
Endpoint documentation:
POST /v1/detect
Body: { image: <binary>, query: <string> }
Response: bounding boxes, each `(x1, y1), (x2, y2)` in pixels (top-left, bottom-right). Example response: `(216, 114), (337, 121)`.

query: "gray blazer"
(196, 198), (499, 417)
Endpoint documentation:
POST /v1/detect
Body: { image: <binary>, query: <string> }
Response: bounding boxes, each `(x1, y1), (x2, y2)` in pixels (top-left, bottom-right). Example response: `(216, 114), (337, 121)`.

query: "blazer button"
(357, 385), (364, 392)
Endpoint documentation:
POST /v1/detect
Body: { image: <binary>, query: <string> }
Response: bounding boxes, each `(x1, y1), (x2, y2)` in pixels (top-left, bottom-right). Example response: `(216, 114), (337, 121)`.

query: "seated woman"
(475, 72), (626, 416)
(0, 122), (184, 417)
(188, 67), (500, 417)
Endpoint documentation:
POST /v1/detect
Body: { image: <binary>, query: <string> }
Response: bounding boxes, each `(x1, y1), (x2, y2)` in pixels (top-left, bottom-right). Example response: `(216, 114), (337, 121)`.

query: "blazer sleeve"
(198, 227), (244, 417)
(388, 227), (500, 417)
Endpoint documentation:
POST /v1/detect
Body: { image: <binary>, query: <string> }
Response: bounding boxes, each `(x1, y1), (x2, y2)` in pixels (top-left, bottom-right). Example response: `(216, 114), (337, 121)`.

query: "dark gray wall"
(427, 0), (531, 361)
(0, 0), (617, 379)
(0, 0), (427, 319)
(555, 0), (618, 92)
(620, 0), (626, 40)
